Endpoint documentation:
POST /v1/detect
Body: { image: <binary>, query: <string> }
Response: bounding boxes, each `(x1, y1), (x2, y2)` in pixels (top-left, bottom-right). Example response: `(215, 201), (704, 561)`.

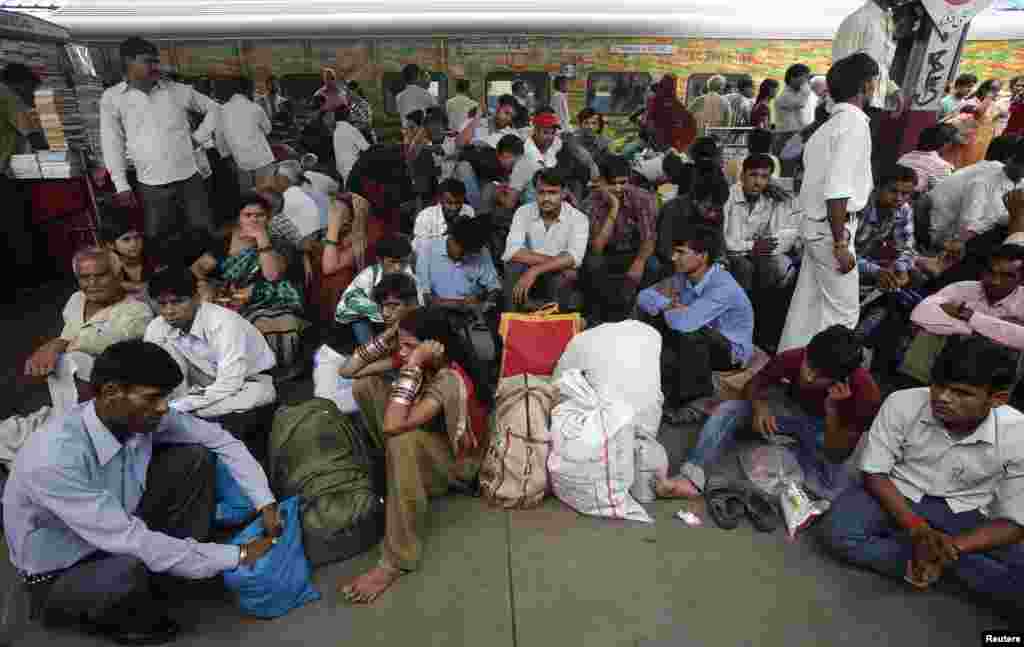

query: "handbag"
(498, 303), (583, 378)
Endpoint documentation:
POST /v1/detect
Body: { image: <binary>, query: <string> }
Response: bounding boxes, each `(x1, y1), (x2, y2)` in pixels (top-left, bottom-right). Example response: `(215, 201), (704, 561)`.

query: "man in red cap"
(506, 107), (565, 206)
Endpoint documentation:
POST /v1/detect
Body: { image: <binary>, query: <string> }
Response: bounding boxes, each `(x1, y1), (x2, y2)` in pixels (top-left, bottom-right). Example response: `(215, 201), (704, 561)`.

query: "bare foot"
(339, 565), (404, 605)
(655, 477), (701, 499)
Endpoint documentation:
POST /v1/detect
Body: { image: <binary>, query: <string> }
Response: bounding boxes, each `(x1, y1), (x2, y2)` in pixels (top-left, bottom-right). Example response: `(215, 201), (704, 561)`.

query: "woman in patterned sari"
(191, 192), (310, 380)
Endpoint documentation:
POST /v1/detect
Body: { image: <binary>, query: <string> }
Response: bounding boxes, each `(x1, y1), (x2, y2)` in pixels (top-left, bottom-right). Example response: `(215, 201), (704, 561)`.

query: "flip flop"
(745, 491), (780, 533)
(705, 488), (747, 530)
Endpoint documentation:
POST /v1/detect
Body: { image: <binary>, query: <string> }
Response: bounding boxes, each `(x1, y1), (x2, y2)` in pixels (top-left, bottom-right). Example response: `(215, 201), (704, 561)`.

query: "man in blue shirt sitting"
(3, 341), (281, 645)
(417, 215), (502, 349)
(637, 226), (755, 424)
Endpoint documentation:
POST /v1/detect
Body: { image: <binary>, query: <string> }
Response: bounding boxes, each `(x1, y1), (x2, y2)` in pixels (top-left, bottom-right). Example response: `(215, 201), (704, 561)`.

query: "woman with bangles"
(337, 290), (487, 605)
(191, 191), (309, 380)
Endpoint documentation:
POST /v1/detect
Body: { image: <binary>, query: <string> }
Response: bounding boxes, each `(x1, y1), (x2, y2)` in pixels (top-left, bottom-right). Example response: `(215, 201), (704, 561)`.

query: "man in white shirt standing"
(100, 37), (221, 243)
(395, 64), (437, 129)
(551, 76), (572, 133)
(778, 53), (879, 353)
(446, 79), (479, 133)
(219, 78), (275, 192)
(832, 0), (904, 111)
(144, 268), (277, 420)
(821, 336), (1024, 616)
(502, 168), (590, 312)
(773, 64), (815, 157)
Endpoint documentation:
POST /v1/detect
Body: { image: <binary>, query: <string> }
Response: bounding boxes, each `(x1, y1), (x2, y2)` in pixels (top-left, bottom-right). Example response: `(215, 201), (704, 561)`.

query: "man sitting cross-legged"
(143, 267), (277, 419)
(820, 336), (1024, 617)
(637, 226), (754, 425)
(658, 325), (881, 500)
(3, 341), (281, 646)
(338, 306), (488, 605)
(502, 168), (590, 312)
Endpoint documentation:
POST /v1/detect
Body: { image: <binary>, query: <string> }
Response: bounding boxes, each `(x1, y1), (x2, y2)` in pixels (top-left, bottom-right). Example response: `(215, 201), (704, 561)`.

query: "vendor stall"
(0, 9), (113, 283)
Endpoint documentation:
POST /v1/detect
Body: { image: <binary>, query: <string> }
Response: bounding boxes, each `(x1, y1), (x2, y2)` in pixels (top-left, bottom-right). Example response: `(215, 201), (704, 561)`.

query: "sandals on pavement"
(745, 491), (780, 533)
(705, 487), (747, 530)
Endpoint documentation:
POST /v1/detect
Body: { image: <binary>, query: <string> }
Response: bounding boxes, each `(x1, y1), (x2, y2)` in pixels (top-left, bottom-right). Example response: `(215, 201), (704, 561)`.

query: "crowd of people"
(3, 23), (1024, 642)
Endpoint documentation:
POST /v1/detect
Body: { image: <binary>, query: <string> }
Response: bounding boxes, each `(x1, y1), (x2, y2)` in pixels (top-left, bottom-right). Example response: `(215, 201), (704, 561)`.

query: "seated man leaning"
(23, 247), (154, 413)
(821, 336), (1024, 617)
(417, 215), (502, 342)
(637, 226), (754, 424)
(502, 168), (590, 312)
(144, 267), (277, 419)
(338, 306), (488, 605)
(722, 153), (802, 296)
(898, 244), (1024, 386)
(660, 325), (881, 500)
(4, 341), (281, 645)
(581, 154), (658, 326)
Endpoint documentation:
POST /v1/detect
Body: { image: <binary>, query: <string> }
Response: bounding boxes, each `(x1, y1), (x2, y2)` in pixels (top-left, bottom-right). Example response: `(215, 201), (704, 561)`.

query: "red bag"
(498, 304), (583, 378)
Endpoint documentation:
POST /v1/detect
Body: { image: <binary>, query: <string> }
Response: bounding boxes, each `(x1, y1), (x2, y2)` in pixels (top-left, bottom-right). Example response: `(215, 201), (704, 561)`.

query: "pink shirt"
(911, 282), (1024, 351)
(897, 150), (954, 193)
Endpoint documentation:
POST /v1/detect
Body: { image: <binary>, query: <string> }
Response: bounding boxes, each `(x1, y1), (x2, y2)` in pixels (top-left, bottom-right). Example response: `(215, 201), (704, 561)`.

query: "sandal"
(705, 488), (747, 530)
(662, 406), (708, 425)
(745, 491), (780, 533)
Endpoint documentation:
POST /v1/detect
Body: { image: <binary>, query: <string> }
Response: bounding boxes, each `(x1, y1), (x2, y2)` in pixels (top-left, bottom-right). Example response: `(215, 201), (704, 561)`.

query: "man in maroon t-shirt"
(657, 325), (882, 500)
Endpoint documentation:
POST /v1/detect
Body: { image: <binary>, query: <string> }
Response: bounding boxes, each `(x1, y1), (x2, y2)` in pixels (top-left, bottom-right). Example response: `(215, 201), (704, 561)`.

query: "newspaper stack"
(74, 75), (104, 164)
(8, 154), (41, 179)
(34, 87), (86, 152)
(37, 150), (83, 179)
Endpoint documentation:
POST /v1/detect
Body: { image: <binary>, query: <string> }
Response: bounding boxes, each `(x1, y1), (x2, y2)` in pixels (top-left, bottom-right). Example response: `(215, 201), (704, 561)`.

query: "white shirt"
(508, 134), (564, 191)
(333, 121), (370, 182)
(446, 94), (479, 132)
(722, 184), (802, 254)
(395, 85), (437, 127)
(478, 125), (527, 150)
(799, 103), (873, 242)
(303, 170), (339, 196)
(101, 80), (221, 193)
(552, 91), (571, 131)
(858, 388), (1024, 525)
(502, 201), (590, 268)
(412, 203), (477, 256)
(218, 94), (273, 172)
(144, 302), (276, 414)
(833, 0), (896, 109)
(282, 185), (322, 238)
(929, 161), (1020, 244)
(775, 84), (815, 133)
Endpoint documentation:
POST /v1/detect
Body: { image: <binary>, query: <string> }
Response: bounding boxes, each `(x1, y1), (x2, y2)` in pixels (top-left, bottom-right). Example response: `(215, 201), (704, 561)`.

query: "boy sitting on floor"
(659, 325), (881, 501)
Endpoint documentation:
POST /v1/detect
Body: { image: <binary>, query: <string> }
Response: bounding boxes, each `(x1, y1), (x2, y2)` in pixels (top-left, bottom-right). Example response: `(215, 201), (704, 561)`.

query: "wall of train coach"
(79, 33), (1024, 146)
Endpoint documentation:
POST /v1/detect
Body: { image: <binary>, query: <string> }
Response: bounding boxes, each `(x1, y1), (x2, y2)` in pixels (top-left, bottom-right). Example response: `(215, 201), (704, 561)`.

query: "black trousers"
(652, 319), (737, 406)
(29, 444), (216, 633)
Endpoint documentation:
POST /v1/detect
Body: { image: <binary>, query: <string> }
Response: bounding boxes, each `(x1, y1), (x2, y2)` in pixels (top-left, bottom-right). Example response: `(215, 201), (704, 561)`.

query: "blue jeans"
(685, 400), (857, 499)
(351, 320), (375, 345)
(820, 486), (1024, 609)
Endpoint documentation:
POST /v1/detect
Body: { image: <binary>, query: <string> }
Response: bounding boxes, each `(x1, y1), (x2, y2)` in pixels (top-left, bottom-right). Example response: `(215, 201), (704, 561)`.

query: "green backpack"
(268, 398), (384, 567)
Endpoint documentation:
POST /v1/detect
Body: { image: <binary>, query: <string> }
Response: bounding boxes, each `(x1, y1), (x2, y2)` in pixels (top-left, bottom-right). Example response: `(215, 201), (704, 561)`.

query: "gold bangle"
(390, 365), (424, 405)
(239, 544), (248, 565)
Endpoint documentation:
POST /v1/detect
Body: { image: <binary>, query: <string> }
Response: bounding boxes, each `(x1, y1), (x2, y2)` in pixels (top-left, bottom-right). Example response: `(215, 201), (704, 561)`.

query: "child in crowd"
(335, 235), (421, 345)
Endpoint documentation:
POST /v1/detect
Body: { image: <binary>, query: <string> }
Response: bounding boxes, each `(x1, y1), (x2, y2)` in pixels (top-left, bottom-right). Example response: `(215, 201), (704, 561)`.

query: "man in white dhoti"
(778, 53), (879, 353)
(144, 268), (277, 419)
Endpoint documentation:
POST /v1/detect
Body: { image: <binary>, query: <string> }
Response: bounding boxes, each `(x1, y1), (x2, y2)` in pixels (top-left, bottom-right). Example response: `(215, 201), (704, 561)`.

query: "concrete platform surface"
(0, 279), (1012, 647)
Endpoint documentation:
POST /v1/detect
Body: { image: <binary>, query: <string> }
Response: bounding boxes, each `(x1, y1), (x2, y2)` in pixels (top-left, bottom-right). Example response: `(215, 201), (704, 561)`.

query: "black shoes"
(705, 487), (779, 533)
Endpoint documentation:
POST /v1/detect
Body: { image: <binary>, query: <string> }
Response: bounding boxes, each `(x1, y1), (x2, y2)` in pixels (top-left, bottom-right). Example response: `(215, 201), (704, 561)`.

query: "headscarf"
(646, 74), (697, 153)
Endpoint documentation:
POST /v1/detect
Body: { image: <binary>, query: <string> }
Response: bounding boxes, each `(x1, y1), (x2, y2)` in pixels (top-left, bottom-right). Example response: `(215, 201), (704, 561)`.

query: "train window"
(484, 71), (550, 114)
(382, 71), (449, 115)
(684, 73), (753, 104)
(585, 72), (651, 115)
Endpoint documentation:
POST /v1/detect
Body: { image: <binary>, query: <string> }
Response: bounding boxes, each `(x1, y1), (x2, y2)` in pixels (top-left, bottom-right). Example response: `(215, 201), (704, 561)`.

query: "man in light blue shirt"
(417, 216), (500, 306)
(3, 341), (281, 645)
(638, 226), (754, 423)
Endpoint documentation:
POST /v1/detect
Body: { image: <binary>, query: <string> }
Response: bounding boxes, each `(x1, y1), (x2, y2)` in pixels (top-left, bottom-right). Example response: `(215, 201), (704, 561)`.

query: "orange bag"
(498, 304), (583, 378)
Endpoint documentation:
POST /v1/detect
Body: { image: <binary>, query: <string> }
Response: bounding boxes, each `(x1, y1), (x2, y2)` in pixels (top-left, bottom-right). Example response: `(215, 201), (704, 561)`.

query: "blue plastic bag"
(223, 496), (322, 618)
(214, 457), (257, 527)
